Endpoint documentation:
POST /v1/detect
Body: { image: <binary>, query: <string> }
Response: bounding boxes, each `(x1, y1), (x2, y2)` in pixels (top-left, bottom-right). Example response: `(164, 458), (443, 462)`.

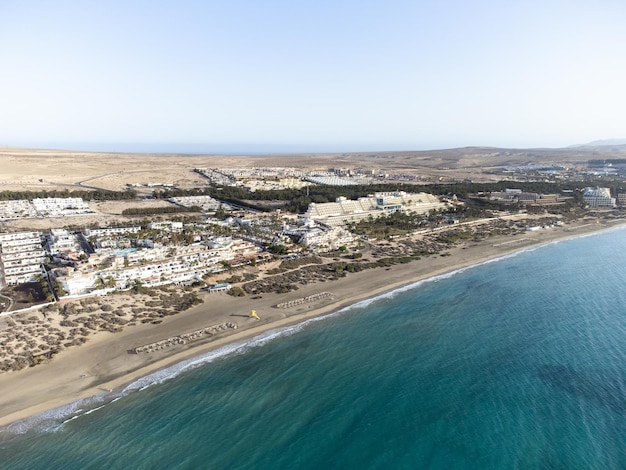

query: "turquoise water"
(2, 228), (626, 469)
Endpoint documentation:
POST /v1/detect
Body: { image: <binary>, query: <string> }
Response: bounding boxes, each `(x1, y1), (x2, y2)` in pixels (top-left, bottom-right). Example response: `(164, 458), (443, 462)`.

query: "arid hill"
(1, 145), (625, 192)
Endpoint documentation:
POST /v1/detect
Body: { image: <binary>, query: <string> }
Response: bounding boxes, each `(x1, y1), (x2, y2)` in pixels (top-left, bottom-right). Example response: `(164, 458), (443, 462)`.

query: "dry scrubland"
(0, 287), (202, 372)
(0, 145), (608, 194)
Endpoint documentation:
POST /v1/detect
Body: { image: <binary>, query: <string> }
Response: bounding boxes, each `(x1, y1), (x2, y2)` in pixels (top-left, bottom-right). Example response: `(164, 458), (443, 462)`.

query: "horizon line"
(2, 141), (615, 155)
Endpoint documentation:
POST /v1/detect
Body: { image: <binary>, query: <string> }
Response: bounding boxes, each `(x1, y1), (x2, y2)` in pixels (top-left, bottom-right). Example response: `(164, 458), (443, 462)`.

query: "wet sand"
(0, 217), (624, 429)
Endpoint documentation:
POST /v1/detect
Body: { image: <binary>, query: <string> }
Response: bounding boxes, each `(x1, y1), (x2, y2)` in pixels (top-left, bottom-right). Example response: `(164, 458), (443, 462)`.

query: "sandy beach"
(0, 217), (624, 430)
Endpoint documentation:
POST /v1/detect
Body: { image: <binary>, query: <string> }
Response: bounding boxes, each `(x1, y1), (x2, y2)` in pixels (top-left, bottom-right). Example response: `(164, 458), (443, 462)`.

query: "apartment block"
(0, 231), (46, 287)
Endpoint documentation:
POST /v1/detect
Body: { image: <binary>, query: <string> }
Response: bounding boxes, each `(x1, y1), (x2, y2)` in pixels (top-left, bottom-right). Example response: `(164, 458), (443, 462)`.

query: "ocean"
(2, 227), (626, 469)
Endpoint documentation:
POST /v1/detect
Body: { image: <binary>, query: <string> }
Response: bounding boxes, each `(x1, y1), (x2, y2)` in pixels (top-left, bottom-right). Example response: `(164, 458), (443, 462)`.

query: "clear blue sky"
(1, 0), (625, 152)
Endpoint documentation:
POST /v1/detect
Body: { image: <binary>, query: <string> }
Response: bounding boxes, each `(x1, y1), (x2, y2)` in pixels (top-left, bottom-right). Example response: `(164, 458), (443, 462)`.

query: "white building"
(582, 187), (615, 208)
(0, 200), (38, 220)
(283, 221), (358, 252)
(56, 271), (100, 296)
(169, 196), (226, 212)
(148, 221), (184, 231)
(103, 257), (219, 289)
(0, 231), (46, 286)
(301, 191), (446, 226)
(55, 241), (238, 295)
(85, 226), (141, 237)
(304, 175), (374, 186)
(47, 228), (80, 254)
(32, 197), (92, 217)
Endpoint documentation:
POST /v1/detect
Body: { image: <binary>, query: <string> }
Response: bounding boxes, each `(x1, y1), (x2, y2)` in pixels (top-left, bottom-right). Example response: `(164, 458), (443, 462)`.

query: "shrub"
(228, 286), (246, 297)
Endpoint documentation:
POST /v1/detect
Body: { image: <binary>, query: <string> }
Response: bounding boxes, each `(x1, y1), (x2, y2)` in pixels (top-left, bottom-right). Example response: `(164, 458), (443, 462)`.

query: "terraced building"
(300, 191), (446, 226)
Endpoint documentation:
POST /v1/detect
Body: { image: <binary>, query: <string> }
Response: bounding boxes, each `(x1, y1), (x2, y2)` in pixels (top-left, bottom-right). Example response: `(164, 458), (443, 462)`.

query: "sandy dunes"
(0, 286), (202, 373)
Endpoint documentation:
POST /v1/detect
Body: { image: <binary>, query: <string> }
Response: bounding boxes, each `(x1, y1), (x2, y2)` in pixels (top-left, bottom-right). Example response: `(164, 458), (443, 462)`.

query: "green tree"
(132, 279), (147, 294)
(54, 282), (67, 298)
(214, 204), (227, 220)
(268, 244), (287, 255)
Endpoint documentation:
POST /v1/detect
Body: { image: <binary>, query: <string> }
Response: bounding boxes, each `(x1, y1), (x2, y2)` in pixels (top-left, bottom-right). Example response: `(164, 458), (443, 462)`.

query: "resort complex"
(301, 191), (447, 226)
(0, 180), (623, 302)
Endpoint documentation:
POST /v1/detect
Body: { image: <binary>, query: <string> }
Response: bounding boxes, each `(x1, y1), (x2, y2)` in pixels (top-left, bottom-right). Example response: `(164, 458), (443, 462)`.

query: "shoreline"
(1, 217), (625, 432)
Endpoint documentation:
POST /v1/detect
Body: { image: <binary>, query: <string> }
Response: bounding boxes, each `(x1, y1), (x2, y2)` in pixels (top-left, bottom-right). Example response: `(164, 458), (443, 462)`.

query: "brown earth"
(1, 145), (623, 194)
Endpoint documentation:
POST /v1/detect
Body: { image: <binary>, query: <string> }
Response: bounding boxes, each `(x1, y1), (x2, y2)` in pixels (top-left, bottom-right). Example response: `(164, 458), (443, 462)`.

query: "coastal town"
(1, 153), (626, 371)
(1, 147), (626, 428)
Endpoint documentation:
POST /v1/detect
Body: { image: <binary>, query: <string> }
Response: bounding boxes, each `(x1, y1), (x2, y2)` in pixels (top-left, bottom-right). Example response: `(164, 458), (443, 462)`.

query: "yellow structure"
(250, 310), (260, 320)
